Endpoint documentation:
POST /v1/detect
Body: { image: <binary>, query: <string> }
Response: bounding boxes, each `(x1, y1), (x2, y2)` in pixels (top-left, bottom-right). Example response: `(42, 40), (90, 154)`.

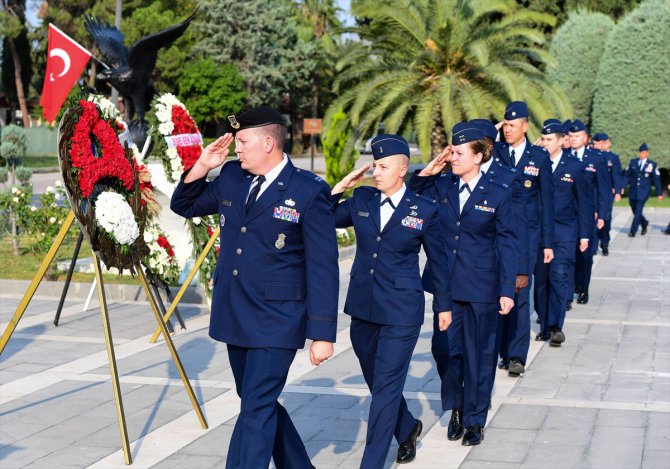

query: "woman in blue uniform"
(412, 123), (517, 446)
(331, 134), (452, 467)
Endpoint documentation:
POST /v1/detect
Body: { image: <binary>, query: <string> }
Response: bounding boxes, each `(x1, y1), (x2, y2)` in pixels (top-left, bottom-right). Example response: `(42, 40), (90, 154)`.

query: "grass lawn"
(0, 233), (139, 285)
(614, 196), (669, 208)
(22, 156), (59, 169)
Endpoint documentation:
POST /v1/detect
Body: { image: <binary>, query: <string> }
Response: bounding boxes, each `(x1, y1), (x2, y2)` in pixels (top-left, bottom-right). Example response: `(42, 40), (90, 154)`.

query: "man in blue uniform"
(331, 134), (452, 467)
(536, 119), (593, 345)
(566, 120), (609, 305)
(622, 143), (663, 236)
(493, 102), (554, 362)
(591, 133), (623, 255)
(171, 106), (339, 469)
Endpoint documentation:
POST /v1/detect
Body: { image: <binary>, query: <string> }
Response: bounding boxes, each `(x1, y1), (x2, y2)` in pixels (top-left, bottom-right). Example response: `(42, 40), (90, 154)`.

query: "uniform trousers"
(226, 345), (311, 469)
(350, 318), (420, 469)
(575, 223), (598, 294)
(443, 301), (499, 428)
(598, 217), (612, 247)
(535, 241), (575, 332)
(431, 309), (462, 412)
(629, 198), (649, 234)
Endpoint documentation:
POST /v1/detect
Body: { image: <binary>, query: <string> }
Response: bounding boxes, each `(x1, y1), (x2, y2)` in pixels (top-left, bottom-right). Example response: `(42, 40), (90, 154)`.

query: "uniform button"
(453, 249), (457, 254)
(370, 269), (375, 274)
(236, 248), (242, 255)
(456, 221), (460, 226)
(232, 269), (238, 276)
(240, 227), (247, 233)
(373, 253), (378, 258)
(455, 235), (459, 240)
(376, 236), (381, 242)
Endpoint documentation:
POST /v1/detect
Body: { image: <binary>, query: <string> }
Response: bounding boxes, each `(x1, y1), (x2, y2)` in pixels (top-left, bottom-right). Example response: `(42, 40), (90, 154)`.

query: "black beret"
(225, 106), (286, 134)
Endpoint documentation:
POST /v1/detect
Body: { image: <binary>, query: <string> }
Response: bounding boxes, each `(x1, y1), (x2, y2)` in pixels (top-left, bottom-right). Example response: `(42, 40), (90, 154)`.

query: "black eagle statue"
(84, 11), (197, 150)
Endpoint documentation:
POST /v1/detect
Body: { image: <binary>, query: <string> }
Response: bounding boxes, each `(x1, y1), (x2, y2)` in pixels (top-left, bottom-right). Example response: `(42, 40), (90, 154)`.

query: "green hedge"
(547, 10), (615, 126)
(591, 0), (670, 167)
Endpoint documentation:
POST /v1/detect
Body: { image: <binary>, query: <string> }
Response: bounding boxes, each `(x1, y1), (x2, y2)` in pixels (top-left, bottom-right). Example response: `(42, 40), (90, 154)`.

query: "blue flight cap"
(639, 143), (648, 152)
(542, 119), (564, 135)
(592, 132), (608, 141)
(469, 119), (498, 140)
(504, 101), (528, 120)
(451, 122), (485, 145)
(569, 119), (589, 134)
(370, 134), (410, 159)
(562, 120), (572, 134)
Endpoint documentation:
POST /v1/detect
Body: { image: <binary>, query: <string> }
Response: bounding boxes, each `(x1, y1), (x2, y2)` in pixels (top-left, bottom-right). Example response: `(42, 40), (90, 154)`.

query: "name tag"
(585, 165), (597, 172)
(273, 206), (301, 223)
(401, 216), (424, 230)
(475, 205), (496, 213)
(561, 177), (573, 183)
(523, 166), (539, 177)
(357, 211), (369, 217)
(221, 200), (232, 206)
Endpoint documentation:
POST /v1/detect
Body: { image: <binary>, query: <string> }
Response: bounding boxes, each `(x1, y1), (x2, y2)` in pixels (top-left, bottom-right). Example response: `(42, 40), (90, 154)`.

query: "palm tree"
(328, 0), (572, 160)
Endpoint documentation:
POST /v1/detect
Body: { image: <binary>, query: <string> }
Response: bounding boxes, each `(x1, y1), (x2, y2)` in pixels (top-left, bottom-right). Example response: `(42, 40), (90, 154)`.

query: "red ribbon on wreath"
(171, 105), (202, 172)
(70, 100), (135, 198)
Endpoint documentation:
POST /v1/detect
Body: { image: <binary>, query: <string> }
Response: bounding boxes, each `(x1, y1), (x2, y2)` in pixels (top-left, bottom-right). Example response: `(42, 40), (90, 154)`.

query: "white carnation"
(45, 186), (54, 193)
(12, 197), (19, 203)
(94, 191), (140, 245)
(158, 121), (174, 136)
(11, 187), (18, 194)
(55, 181), (62, 187)
(192, 217), (201, 225)
(49, 217), (57, 224)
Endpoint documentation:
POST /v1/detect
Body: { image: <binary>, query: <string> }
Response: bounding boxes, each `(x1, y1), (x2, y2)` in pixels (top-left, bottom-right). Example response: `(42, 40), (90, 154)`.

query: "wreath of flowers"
(148, 93), (203, 183)
(143, 221), (181, 286)
(58, 93), (149, 271)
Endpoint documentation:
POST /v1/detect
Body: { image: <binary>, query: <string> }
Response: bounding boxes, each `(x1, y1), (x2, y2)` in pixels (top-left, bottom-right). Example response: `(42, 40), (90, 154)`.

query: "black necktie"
(511, 149), (516, 167)
(245, 175), (266, 214)
(380, 197), (396, 210)
(573, 151), (579, 159)
(459, 184), (471, 194)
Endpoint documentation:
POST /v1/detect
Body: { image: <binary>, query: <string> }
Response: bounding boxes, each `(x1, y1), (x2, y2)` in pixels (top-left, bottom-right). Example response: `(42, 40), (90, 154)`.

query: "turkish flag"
(40, 24), (91, 122)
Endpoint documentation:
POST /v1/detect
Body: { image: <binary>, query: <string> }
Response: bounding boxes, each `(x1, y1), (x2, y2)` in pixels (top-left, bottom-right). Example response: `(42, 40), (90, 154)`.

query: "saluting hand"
(332, 163), (371, 195)
(310, 340), (334, 366)
(499, 296), (514, 315)
(419, 146), (451, 177)
(185, 133), (234, 183)
(438, 311), (452, 331)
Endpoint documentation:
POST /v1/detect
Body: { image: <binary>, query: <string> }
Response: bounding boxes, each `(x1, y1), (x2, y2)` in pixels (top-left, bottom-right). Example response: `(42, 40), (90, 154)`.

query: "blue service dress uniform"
(171, 158), (339, 469)
(623, 158), (662, 235)
(417, 174), (517, 429)
(492, 141), (554, 363)
(535, 155), (593, 334)
(564, 147), (609, 296)
(332, 185), (451, 468)
(598, 149), (623, 248)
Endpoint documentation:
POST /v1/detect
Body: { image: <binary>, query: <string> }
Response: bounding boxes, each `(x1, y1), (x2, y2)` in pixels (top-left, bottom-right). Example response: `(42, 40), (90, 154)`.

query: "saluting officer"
(566, 120), (610, 305)
(622, 143), (663, 236)
(171, 107), (339, 469)
(535, 119), (593, 346)
(412, 123), (517, 446)
(493, 102), (554, 367)
(591, 133), (623, 255)
(331, 134), (452, 467)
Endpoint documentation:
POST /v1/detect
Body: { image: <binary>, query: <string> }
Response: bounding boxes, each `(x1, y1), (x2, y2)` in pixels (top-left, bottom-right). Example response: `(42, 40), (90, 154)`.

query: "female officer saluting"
(414, 122), (517, 446)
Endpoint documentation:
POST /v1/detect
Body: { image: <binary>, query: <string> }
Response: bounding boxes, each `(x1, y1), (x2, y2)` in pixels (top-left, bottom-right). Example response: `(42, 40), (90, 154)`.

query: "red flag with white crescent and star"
(40, 24), (92, 122)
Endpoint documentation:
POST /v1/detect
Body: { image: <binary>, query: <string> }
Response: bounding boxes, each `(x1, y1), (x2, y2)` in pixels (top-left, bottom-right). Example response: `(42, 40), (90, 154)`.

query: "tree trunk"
(7, 36), (30, 128)
(430, 114), (448, 162)
(89, 60), (97, 88)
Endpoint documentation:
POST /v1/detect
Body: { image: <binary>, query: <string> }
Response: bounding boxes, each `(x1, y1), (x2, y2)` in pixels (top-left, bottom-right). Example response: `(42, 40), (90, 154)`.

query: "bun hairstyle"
(469, 139), (491, 164)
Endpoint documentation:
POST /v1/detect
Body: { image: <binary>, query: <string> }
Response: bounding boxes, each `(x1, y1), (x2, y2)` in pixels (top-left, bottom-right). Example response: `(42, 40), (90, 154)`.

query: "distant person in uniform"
(536, 119), (592, 346)
(331, 134), (452, 467)
(410, 122), (517, 446)
(591, 133), (623, 255)
(622, 143), (663, 237)
(171, 106), (339, 469)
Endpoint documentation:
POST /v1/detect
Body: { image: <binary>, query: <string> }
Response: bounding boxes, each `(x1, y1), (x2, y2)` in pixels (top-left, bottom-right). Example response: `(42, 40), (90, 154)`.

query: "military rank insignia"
(475, 205), (496, 213)
(401, 216), (424, 230)
(273, 206), (301, 223)
(560, 175), (573, 183)
(275, 233), (286, 249)
(227, 115), (240, 129)
(523, 166), (539, 176)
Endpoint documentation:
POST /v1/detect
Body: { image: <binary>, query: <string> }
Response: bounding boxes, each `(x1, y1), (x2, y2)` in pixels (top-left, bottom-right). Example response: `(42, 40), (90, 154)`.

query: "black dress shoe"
(397, 419), (422, 464)
(628, 232), (635, 237)
(641, 223), (648, 235)
(461, 426), (484, 446)
(566, 301), (572, 311)
(577, 292), (589, 304)
(508, 359), (525, 376)
(447, 409), (464, 441)
(601, 244), (609, 256)
(535, 316), (541, 324)
(550, 328), (565, 347)
(497, 359), (509, 370)
(535, 330), (550, 341)
(664, 228), (670, 235)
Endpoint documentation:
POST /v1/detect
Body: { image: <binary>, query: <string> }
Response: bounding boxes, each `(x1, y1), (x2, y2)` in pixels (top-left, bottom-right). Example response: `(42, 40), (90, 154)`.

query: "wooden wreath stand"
(0, 210), (216, 465)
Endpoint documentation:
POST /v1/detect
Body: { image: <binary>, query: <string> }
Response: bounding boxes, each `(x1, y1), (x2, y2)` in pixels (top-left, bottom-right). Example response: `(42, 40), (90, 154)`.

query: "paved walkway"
(1, 207), (669, 468)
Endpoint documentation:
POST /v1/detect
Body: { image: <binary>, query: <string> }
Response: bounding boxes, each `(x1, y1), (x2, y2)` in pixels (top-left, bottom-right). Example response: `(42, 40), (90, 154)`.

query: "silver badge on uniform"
(285, 198), (296, 207)
(220, 214), (226, 227)
(410, 205), (418, 210)
(275, 233), (286, 249)
(410, 210), (418, 216)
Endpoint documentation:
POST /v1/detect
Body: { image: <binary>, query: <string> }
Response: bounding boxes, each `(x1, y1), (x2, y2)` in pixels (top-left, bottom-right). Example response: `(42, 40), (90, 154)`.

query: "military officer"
(493, 102), (554, 365)
(591, 133), (623, 255)
(566, 120), (609, 305)
(622, 143), (663, 236)
(171, 106), (339, 469)
(412, 123), (517, 446)
(331, 134), (452, 467)
(535, 119), (593, 345)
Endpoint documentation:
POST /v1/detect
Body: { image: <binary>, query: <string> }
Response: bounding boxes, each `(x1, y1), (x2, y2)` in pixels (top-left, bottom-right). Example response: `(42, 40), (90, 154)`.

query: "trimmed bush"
(547, 10), (615, 126)
(591, 0), (670, 166)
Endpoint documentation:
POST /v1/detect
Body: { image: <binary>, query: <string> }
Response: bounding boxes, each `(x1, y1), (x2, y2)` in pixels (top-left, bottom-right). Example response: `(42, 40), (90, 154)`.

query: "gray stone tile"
(464, 428), (535, 464)
(521, 442), (586, 469)
(585, 426), (644, 469)
(489, 404), (548, 431)
(596, 409), (648, 428)
(641, 450), (670, 469)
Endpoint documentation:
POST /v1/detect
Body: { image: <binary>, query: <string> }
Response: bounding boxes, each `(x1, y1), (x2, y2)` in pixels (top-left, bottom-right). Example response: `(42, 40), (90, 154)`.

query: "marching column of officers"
(170, 103), (664, 469)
